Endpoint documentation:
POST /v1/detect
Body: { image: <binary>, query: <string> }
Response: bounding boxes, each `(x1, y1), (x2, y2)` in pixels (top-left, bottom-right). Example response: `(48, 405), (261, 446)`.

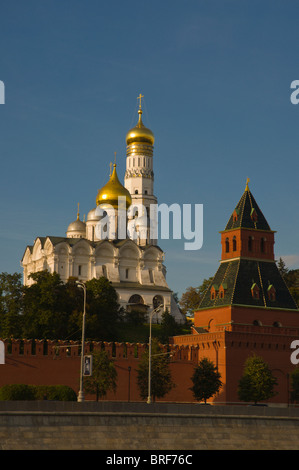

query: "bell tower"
(124, 94), (157, 246)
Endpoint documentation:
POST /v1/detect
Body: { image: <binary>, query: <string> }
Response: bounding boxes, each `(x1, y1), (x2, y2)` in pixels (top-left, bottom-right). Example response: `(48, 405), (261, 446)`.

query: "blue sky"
(0, 0), (298, 297)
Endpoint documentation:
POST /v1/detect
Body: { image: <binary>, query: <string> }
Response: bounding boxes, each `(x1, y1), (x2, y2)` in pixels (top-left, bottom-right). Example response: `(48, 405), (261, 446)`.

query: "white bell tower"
(124, 94), (157, 246)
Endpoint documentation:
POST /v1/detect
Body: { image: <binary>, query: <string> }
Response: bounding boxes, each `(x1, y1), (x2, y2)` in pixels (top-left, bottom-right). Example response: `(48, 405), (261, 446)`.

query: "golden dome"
(96, 164), (132, 209)
(126, 107), (155, 146)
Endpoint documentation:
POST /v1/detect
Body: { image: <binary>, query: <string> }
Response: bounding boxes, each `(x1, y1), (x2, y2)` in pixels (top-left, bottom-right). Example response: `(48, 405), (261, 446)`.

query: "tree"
(137, 338), (175, 401)
(0, 272), (23, 338)
(158, 309), (180, 344)
(276, 259), (299, 306)
(284, 269), (299, 306)
(83, 350), (117, 401)
(238, 355), (278, 404)
(179, 287), (201, 316)
(84, 277), (122, 341)
(190, 357), (222, 403)
(22, 271), (71, 339)
(124, 307), (147, 326)
(179, 277), (213, 316)
(277, 257), (289, 278)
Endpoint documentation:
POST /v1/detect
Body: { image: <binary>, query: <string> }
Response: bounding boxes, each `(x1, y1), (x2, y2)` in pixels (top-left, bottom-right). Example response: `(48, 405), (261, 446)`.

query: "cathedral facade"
(22, 97), (183, 322)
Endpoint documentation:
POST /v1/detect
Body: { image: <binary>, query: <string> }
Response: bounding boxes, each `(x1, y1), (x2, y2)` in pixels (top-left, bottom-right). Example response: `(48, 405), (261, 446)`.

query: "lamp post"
(147, 305), (163, 404)
(128, 366), (131, 402)
(76, 280), (86, 402)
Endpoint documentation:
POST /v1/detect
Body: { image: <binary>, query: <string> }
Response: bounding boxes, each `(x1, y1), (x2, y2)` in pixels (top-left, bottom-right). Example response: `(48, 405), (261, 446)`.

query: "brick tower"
(172, 181), (299, 403)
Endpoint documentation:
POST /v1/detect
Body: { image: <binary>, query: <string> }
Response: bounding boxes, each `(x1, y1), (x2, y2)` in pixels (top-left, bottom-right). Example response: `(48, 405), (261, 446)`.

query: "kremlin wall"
(0, 338), (197, 403)
(0, 332), (298, 405)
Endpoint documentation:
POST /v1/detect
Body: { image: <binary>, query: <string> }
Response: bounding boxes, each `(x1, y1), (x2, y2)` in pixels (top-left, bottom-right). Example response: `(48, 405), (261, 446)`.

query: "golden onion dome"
(96, 164), (132, 209)
(126, 107), (155, 146)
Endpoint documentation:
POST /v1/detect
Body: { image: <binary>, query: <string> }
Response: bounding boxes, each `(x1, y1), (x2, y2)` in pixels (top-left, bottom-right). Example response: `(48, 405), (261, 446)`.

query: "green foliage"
(0, 270), (190, 343)
(0, 271), (122, 341)
(0, 384), (36, 400)
(34, 385), (77, 401)
(83, 350), (117, 400)
(284, 268), (299, 306)
(190, 357), (222, 403)
(137, 338), (175, 401)
(276, 258), (299, 305)
(124, 308), (148, 326)
(22, 271), (71, 339)
(83, 277), (122, 341)
(0, 384), (77, 401)
(0, 272), (23, 338)
(238, 355), (278, 404)
(179, 277), (213, 315)
(158, 309), (181, 344)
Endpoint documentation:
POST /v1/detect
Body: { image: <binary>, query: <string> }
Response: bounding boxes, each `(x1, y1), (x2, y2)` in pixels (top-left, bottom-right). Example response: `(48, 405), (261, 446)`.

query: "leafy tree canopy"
(137, 338), (175, 402)
(238, 354), (278, 404)
(83, 350), (117, 401)
(179, 277), (213, 315)
(190, 357), (222, 403)
(0, 272), (23, 338)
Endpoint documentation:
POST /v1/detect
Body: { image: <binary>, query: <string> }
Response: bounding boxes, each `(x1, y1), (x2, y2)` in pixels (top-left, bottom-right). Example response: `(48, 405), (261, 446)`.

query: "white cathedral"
(22, 96), (183, 322)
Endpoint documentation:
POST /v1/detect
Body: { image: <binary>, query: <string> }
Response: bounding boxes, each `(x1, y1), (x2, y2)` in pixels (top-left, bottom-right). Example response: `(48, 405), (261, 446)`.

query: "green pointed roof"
(199, 259), (298, 310)
(224, 182), (272, 232)
(197, 181), (298, 312)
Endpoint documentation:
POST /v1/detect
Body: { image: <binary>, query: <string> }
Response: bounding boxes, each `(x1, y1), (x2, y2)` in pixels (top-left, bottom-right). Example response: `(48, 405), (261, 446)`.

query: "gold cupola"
(126, 94), (154, 157)
(96, 163), (132, 209)
(126, 107), (155, 146)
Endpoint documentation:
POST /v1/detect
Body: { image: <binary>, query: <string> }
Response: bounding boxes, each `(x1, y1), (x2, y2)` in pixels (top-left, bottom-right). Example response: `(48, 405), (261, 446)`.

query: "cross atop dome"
(137, 93), (144, 109)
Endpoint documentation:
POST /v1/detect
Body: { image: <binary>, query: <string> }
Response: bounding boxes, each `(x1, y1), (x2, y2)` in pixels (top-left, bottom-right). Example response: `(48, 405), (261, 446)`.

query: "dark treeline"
(0, 271), (184, 343)
(0, 271), (121, 341)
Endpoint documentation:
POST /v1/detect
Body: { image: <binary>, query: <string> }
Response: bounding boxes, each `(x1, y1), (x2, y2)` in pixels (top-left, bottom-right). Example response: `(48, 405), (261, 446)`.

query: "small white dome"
(67, 219), (86, 233)
(87, 207), (100, 222)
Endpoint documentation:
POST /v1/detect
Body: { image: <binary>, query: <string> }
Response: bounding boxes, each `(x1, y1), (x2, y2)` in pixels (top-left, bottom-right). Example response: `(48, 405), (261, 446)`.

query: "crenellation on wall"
(1, 338), (199, 361)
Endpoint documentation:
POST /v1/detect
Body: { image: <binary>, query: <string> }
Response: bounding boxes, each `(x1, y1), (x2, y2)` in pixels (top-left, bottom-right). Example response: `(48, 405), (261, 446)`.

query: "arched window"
(233, 236), (237, 251)
(225, 238), (229, 253)
(248, 236), (253, 252)
(153, 295), (163, 309)
(128, 294), (144, 305)
(261, 237), (265, 253)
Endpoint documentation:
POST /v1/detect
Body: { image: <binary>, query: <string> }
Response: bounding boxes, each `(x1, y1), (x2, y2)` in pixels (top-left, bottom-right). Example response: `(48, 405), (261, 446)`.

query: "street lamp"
(76, 280), (86, 402)
(128, 366), (131, 402)
(147, 304), (163, 404)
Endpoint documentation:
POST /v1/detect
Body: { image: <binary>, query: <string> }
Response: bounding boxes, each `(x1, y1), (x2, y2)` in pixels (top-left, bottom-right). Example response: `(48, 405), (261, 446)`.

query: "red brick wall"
(0, 339), (197, 403)
(220, 229), (275, 261)
(1, 335), (297, 404)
